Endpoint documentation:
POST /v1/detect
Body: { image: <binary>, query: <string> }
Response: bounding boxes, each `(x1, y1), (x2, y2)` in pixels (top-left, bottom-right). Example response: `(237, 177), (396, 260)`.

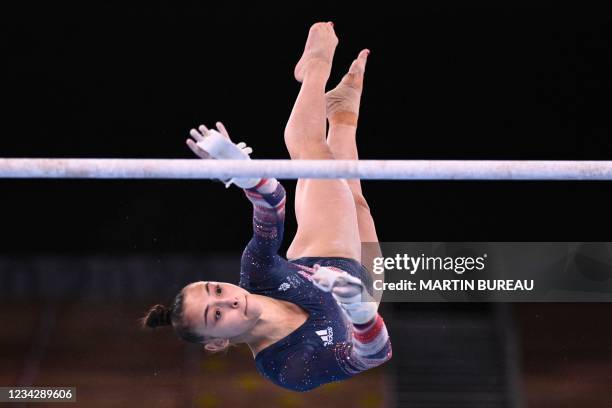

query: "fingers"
(312, 279), (333, 293)
(311, 265), (338, 292)
(186, 139), (203, 156)
(215, 121), (231, 140)
(187, 121), (245, 159)
(186, 139), (200, 155)
(189, 128), (205, 142)
(186, 139), (211, 159)
(198, 124), (209, 135)
(191, 122), (231, 140)
(332, 284), (362, 299)
(236, 142), (253, 155)
(190, 123), (230, 141)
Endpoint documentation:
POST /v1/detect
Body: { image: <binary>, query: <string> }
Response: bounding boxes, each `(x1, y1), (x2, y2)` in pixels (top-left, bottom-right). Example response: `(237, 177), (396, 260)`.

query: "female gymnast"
(143, 22), (392, 392)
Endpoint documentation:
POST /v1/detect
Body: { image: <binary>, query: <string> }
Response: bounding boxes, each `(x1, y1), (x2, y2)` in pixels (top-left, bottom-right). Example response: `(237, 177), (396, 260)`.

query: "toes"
(350, 49), (369, 73)
(347, 61), (364, 78)
(310, 22), (326, 32)
(348, 60), (362, 75)
(357, 49), (369, 63)
(310, 21), (336, 34)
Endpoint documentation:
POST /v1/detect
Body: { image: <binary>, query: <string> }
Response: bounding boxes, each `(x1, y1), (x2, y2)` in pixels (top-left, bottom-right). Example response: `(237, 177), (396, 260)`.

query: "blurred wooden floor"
(0, 300), (392, 408)
(515, 303), (612, 408)
(2, 301), (611, 407)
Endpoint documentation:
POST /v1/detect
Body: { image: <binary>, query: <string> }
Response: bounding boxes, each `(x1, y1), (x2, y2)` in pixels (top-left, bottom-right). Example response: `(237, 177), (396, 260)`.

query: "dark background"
(1, 3), (612, 408)
(2, 2), (612, 252)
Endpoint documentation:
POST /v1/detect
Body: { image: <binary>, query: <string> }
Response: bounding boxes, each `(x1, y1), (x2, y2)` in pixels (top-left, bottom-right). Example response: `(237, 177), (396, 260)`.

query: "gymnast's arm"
(186, 122), (286, 284)
(239, 178), (287, 279)
(311, 267), (393, 372)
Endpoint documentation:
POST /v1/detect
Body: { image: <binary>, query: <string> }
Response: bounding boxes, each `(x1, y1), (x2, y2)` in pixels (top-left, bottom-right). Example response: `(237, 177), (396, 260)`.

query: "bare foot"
(294, 22), (339, 83)
(325, 49), (369, 126)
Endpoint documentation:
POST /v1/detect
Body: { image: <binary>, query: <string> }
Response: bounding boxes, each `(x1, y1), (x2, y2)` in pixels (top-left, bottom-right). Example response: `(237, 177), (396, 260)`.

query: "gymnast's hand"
(311, 264), (363, 299)
(311, 264), (378, 324)
(185, 122), (259, 188)
(186, 122), (252, 160)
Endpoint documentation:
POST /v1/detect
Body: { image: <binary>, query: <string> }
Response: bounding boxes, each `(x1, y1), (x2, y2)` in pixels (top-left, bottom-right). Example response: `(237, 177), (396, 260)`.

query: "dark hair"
(142, 291), (204, 343)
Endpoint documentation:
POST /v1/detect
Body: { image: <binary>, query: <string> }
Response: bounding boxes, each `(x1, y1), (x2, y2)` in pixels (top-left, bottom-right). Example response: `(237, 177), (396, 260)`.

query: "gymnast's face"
(182, 281), (262, 340)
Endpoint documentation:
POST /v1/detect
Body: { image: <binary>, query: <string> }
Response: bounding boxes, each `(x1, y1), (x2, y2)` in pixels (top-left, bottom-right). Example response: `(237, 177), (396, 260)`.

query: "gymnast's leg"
(325, 49), (380, 248)
(285, 22), (362, 262)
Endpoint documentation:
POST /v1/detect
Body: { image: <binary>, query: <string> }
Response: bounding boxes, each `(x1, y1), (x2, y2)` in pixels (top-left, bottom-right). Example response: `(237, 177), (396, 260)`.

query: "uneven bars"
(1, 159), (612, 180)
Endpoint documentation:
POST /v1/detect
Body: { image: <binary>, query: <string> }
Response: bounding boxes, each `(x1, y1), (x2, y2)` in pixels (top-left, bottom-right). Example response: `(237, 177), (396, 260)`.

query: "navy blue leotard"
(239, 178), (392, 392)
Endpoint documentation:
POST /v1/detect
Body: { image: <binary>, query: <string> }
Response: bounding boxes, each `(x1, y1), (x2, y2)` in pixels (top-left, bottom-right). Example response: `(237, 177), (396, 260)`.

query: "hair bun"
(143, 304), (173, 328)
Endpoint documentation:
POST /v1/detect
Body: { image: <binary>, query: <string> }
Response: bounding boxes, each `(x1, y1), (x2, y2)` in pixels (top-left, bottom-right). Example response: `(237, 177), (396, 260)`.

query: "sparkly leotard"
(239, 178), (392, 392)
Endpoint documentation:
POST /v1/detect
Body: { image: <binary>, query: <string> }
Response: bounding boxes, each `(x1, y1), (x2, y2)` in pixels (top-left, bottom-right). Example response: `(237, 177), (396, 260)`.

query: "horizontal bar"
(1, 159), (612, 180)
